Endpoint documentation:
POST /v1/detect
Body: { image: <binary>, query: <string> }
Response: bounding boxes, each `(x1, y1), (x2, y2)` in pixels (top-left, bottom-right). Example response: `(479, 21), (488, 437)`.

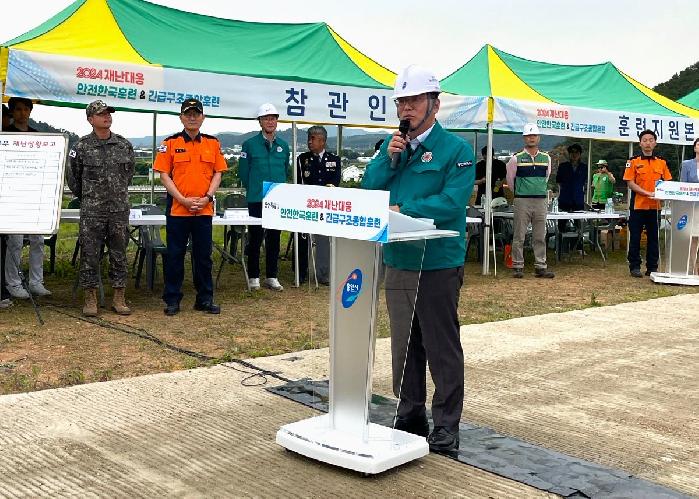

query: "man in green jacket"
(362, 65), (475, 453)
(238, 103), (290, 291)
(591, 159), (616, 209)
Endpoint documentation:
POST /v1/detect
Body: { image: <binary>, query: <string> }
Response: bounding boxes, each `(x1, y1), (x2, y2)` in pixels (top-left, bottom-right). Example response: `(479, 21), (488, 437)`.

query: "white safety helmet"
(491, 197), (509, 209)
(393, 65), (441, 99)
(256, 103), (279, 118)
(522, 122), (540, 135)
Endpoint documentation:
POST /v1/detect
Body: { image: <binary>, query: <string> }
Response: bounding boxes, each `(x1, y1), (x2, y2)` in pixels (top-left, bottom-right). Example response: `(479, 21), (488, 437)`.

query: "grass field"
(1, 222), (695, 395)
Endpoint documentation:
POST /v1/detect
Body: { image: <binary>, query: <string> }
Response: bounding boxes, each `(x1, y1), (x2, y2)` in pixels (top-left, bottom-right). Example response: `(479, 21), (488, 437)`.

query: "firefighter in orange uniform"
(623, 129), (672, 278)
(154, 98), (228, 315)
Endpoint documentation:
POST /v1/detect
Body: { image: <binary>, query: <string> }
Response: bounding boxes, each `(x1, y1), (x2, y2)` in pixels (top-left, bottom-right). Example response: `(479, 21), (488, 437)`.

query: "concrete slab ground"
(0, 294), (697, 498)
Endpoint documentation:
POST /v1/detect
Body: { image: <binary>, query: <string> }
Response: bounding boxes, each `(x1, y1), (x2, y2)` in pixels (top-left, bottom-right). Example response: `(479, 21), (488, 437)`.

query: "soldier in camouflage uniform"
(67, 100), (135, 317)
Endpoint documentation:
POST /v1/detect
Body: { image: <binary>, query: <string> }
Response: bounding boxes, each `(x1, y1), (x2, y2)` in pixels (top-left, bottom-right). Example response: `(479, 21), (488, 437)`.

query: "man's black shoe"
(194, 302), (221, 314)
(394, 416), (429, 438)
(645, 269), (656, 276)
(512, 268), (524, 279)
(164, 304), (180, 316)
(630, 268), (643, 278)
(427, 426), (459, 453)
(534, 268), (555, 278)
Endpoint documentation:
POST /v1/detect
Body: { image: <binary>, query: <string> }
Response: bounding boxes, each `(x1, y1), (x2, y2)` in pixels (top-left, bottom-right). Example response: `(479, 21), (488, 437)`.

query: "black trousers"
(385, 266), (464, 432)
(247, 202), (280, 279)
(628, 209), (659, 271)
(163, 215), (213, 306)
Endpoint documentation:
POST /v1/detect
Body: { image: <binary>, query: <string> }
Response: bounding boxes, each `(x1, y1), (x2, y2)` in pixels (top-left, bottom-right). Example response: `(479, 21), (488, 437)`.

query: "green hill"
(653, 62), (699, 100)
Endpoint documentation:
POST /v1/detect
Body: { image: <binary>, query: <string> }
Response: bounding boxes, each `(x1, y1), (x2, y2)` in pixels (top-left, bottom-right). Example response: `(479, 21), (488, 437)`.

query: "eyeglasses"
(394, 94), (428, 108)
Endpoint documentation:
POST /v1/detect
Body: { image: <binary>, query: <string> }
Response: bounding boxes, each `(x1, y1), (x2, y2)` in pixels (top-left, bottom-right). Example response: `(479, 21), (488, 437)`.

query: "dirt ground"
(1, 230), (696, 395)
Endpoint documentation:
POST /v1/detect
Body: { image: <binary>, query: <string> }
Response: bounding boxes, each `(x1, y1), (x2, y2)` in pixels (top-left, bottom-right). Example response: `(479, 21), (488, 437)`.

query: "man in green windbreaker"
(238, 103), (290, 292)
(362, 65), (475, 453)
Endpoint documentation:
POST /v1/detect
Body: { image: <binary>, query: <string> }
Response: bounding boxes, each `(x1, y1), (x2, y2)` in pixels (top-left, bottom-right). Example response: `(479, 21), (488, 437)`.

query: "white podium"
(262, 184), (458, 474)
(650, 181), (699, 285)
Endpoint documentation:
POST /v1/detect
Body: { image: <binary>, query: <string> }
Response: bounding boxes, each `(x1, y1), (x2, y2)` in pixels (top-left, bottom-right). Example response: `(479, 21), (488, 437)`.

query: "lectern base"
(276, 414), (429, 474)
(650, 272), (699, 286)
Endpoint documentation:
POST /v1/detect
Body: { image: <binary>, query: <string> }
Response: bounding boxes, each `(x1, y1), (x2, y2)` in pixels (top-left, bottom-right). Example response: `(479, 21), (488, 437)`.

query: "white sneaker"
(0, 298), (12, 309)
(248, 277), (260, 290)
(263, 277), (284, 291)
(7, 285), (29, 300)
(29, 283), (52, 296)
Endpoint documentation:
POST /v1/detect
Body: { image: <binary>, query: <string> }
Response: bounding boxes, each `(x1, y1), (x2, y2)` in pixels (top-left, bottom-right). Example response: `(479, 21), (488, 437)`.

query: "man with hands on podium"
(361, 65), (475, 453)
(623, 129), (672, 278)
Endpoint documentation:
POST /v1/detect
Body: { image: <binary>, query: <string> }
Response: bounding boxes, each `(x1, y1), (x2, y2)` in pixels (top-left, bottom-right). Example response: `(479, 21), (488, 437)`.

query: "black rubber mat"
(268, 379), (689, 499)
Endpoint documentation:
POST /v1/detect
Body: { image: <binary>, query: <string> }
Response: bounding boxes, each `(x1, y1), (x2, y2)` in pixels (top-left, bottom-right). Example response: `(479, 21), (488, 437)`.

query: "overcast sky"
(1, 0), (697, 138)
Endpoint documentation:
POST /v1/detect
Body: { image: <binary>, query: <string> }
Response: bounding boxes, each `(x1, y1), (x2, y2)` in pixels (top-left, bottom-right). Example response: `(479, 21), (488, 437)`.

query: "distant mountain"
(29, 119), (80, 147)
(129, 134), (179, 148)
(126, 128), (558, 155)
(455, 132), (562, 156)
(127, 127), (388, 150)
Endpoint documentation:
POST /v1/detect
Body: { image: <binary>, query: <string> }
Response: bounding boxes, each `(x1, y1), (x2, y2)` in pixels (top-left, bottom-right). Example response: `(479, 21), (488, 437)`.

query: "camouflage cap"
(181, 98), (203, 114)
(86, 100), (115, 117)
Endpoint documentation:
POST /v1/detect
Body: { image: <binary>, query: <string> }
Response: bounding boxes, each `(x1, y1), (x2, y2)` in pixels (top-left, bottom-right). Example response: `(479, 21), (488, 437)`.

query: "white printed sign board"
(654, 181), (699, 201)
(0, 133), (68, 235)
(261, 183), (389, 243)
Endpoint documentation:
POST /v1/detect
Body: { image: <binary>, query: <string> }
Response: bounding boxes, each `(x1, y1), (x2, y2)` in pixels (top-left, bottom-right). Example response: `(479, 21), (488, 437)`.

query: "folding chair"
(465, 206), (483, 262)
(215, 193), (249, 287)
(132, 204), (167, 290)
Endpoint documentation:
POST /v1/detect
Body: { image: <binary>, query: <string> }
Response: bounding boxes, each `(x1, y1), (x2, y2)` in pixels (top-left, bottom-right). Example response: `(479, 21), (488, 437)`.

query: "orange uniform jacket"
(153, 131), (228, 216)
(623, 154), (672, 210)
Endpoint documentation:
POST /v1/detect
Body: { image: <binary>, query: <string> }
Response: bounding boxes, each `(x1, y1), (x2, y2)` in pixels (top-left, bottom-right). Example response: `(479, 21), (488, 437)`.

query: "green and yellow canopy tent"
(0, 0), (397, 126)
(437, 45), (699, 274)
(679, 88), (699, 110)
(439, 45), (699, 144)
(0, 0), (406, 286)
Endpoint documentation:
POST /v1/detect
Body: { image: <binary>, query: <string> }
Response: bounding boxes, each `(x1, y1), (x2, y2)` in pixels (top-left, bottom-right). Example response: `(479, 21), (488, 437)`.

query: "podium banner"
(654, 181), (699, 201)
(261, 183), (389, 242)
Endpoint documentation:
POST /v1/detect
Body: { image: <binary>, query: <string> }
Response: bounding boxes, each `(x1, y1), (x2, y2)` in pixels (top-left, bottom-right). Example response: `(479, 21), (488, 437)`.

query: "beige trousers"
(512, 197), (548, 270)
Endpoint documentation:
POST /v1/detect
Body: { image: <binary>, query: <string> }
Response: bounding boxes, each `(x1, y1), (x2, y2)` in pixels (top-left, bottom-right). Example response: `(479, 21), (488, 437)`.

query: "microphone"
(390, 119), (411, 170)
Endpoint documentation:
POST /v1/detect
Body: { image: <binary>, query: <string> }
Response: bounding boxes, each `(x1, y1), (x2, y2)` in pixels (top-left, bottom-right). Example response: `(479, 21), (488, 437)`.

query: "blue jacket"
(680, 158), (699, 183)
(556, 161), (587, 209)
(361, 121), (475, 271)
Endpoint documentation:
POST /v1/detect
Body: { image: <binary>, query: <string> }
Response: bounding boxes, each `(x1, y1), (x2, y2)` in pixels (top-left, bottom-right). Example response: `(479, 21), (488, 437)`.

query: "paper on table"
(224, 208), (250, 220)
(389, 210), (435, 234)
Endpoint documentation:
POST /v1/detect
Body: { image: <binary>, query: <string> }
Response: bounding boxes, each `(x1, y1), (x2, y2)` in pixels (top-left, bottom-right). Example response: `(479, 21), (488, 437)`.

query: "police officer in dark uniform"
(296, 126), (341, 284)
(67, 100), (135, 317)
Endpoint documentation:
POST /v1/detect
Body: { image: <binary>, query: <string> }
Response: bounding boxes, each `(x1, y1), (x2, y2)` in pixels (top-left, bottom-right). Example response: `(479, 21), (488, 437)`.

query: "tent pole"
(150, 112), (157, 205)
(482, 122), (494, 275)
(337, 124), (343, 156)
(627, 141), (633, 255)
(586, 139), (592, 205)
(474, 132), (478, 162)
(292, 122), (299, 288)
